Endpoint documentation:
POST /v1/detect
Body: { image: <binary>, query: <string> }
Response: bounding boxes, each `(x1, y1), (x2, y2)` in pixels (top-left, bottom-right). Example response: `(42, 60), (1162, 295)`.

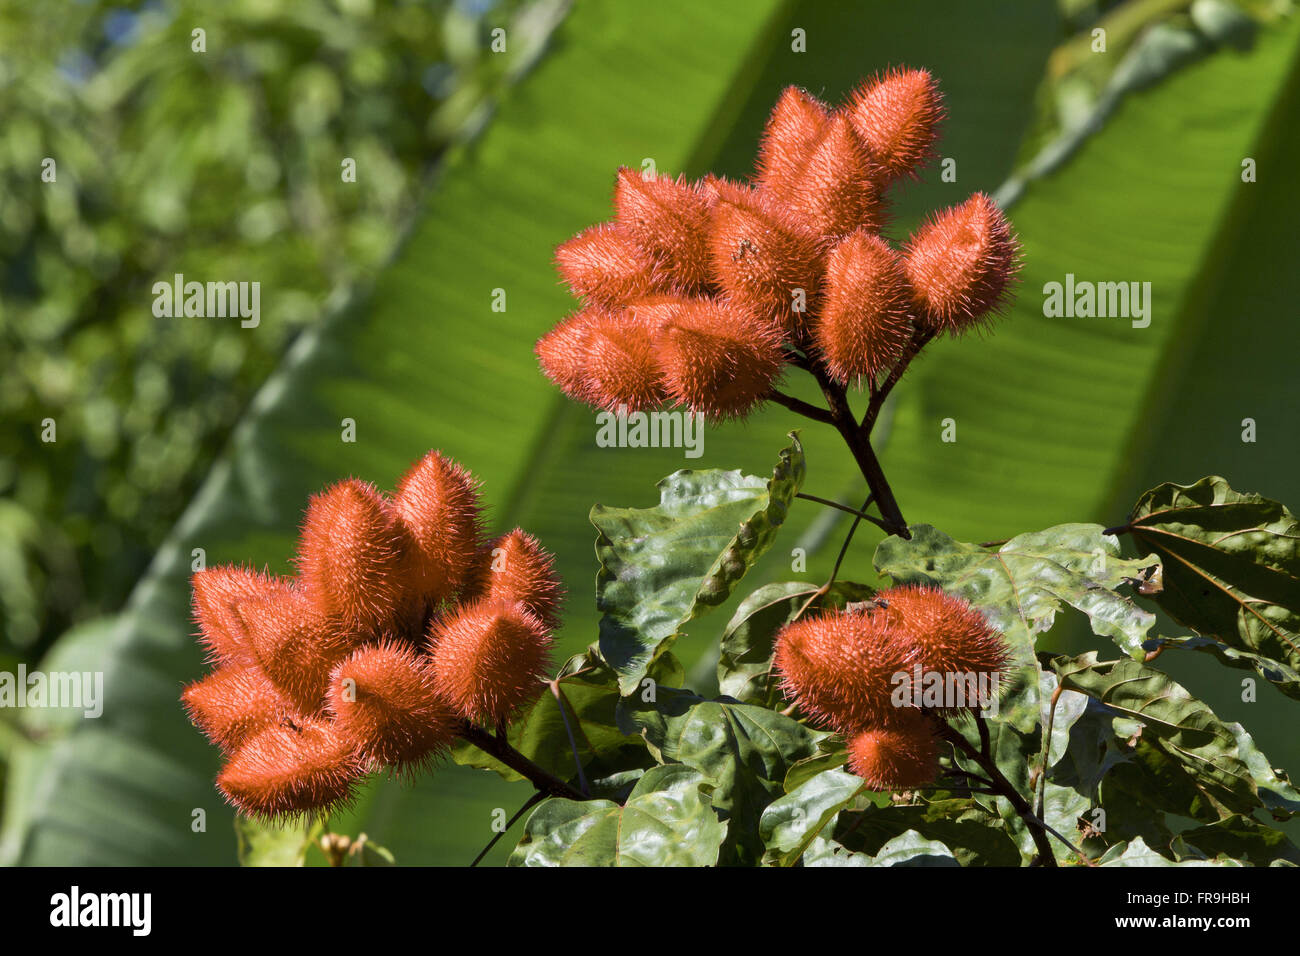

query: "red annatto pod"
(577, 309), (669, 412)
(754, 86), (830, 196)
(554, 221), (664, 306)
(814, 231), (914, 386)
(845, 709), (941, 790)
(473, 528), (564, 629)
(783, 114), (886, 244)
(654, 298), (785, 419)
(217, 718), (365, 820)
(295, 479), (408, 639)
(773, 608), (920, 733)
(182, 665), (296, 754)
(191, 565), (279, 667)
(392, 451), (484, 607)
(427, 598), (553, 727)
(327, 641), (460, 772)
(613, 168), (713, 294)
(871, 584), (1012, 700)
(707, 189), (822, 338)
(903, 192), (1021, 335)
(843, 67), (945, 185)
(240, 587), (351, 715)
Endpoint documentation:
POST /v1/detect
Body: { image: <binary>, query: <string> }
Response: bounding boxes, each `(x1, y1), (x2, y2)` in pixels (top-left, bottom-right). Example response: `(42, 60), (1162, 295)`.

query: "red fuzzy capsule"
(614, 168), (713, 294)
(654, 298), (785, 419)
(784, 114), (885, 243)
(472, 529), (564, 629)
(241, 587), (351, 715)
(427, 598), (553, 726)
(295, 479), (408, 640)
(536, 308), (605, 403)
(846, 710), (941, 790)
(328, 641), (460, 772)
(392, 451), (484, 607)
(576, 307), (669, 413)
(555, 221), (664, 307)
(903, 192), (1021, 334)
(182, 665), (295, 754)
(191, 565), (283, 666)
(754, 86), (830, 196)
(814, 231), (913, 386)
(217, 718), (365, 819)
(707, 190), (822, 338)
(773, 608), (919, 733)
(870, 584), (1011, 700)
(843, 67), (944, 184)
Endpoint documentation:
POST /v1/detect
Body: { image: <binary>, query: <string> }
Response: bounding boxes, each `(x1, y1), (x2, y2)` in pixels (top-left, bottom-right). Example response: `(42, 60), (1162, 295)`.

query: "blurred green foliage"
(0, 0), (566, 655)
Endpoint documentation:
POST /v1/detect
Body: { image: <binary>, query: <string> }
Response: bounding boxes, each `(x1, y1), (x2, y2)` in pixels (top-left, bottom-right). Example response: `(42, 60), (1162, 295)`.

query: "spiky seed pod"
(393, 451), (484, 607)
(472, 529), (564, 628)
(871, 585), (1011, 702)
(191, 565), (282, 666)
(698, 174), (756, 209)
(554, 221), (664, 306)
(535, 308), (604, 403)
(182, 666), (296, 754)
(578, 310), (670, 412)
(754, 86), (829, 196)
(240, 588), (350, 715)
(654, 298), (785, 419)
(217, 718), (364, 819)
(295, 479), (408, 639)
(784, 115), (885, 243)
(707, 191), (822, 336)
(327, 641), (460, 772)
(903, 192), (1020, 334)
(843, 67), (944, 184)
(815, 231), (914, 385)
(427, 599), (553, 726)
(845, 710), (941, 790)
(773, 609), (920, 733)
(614, 169), (713, 293)
(624, 294), (694, 334)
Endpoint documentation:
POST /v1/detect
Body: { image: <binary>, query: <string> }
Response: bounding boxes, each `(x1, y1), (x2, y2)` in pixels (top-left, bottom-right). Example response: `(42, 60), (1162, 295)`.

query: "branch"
(766, 389), (836, 425)
(794, 492), (885, 530)
(470, 791), (545, 867)
(457, 722), (586, 800)
(861, 326), (935, 434)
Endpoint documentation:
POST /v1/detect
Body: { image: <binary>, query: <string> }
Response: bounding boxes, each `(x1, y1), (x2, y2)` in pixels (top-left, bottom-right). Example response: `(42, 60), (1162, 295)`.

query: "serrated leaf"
(594, 435), (805, 694)
(717, 579), (874, 706)
(1149, 634), (1300, 702)
(1127, 476), (1300, 672)
(1054, 652), (1300, 819)
(507, 764), (725, 867)
(618, 689), (825, 864)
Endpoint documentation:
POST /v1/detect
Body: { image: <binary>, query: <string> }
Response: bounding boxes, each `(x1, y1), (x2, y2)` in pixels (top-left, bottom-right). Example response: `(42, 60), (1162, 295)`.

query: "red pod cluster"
(773, 585), (1011, 791)
(182, 450), (563, 819)
(537, 68), (1021, 417)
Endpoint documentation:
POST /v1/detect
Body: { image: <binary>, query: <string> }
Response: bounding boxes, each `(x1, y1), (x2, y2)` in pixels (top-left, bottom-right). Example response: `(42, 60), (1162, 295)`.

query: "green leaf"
(1098, 836), (1245, 867)
(875, 522), (1160, 660)
(1127, 476), (1300, 672)
(594, 435), (805, 694)
(507, 764), (726, 867)
(1172, 814), (1300, 867)
(1149, 634), (1300, 702)
(759, 769), (865, 867)
(717, 580), (874, 707)
(235, 816), (323, 868)
(618, 690), (826, 864)
(1054, 653), (1300, 819)
(783, 740), (849, 793)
